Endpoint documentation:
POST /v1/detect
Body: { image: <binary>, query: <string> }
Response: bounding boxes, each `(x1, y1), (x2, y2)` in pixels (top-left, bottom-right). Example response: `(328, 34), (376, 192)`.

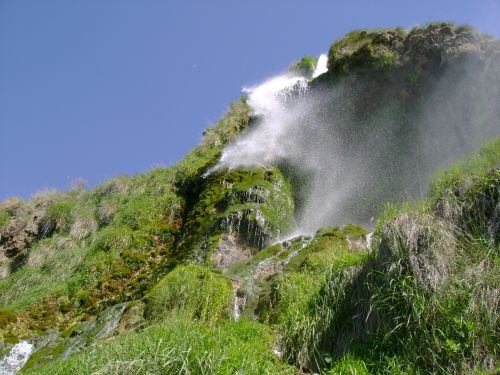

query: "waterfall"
(62, 302), (128, 358)
(215, 74), (308, 171)
(0, 341), (33, 375)
(312, 54), (328, 78)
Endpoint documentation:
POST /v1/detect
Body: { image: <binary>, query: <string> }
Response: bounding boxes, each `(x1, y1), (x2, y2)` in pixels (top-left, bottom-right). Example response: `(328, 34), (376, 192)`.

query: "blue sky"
(1, 0), (499, 200)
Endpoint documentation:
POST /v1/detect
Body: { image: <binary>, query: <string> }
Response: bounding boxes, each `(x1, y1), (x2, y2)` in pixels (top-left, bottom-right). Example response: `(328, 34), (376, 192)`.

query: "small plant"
(292, 56), (317, 77)
(38, 201), (75, 239)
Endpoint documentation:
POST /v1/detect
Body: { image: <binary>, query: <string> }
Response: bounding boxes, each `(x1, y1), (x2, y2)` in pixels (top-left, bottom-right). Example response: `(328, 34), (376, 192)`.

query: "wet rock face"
(210, 233), (255, 269)
(180, 167), (296, 266)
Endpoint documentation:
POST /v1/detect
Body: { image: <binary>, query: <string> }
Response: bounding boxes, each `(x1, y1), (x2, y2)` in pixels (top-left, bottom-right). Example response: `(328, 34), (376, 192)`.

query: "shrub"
(38, 201), (75, 239)
(292, 56), (317, 77)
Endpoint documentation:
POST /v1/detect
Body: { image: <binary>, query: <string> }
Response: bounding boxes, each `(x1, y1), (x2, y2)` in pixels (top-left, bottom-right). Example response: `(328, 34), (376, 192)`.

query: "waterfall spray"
(216, 74), (308, 170)
(214, 50), (500, 233)
(312, 54), (328, 78)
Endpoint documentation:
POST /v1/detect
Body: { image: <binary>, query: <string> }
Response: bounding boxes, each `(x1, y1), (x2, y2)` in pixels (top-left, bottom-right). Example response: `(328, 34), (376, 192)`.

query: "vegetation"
(22, 319), (293, 375)
(0, 99), (250, 342)
(327, 27), (406, 74)
(179, 166), (296, 264)
(144, 265), (232, 325)
(290, 55), (317, 77)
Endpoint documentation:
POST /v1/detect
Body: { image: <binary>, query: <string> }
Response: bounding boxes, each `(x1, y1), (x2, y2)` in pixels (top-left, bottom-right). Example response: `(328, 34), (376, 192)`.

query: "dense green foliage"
(23, 319), (293, 375)
(144, 265), (232, 325)
(290, 55), (317, 77)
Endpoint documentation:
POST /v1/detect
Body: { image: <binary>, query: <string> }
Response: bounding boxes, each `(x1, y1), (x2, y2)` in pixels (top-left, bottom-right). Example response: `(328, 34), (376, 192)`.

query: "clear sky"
(1, 0), (499, 200)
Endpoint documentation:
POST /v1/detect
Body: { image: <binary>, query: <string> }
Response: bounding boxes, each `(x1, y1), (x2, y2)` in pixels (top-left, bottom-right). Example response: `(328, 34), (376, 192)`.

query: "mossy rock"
(180, 167), (296, 266)
(285, 225), (369, 273)
(327, 28), (406, 75)
(326, 23), (491, 79)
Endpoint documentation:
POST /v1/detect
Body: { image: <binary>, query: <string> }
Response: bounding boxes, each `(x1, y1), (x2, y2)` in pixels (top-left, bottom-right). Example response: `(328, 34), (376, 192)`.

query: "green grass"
(22, 319), (293, 375)
(267, 226), (370, 371)
(360, 139), (500, 373)
(144, 265), (233, 325)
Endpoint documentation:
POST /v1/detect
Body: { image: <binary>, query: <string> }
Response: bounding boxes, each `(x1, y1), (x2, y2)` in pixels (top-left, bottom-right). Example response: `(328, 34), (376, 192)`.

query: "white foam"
(0, 341), (34, 375)
(312, 54), (328, 78)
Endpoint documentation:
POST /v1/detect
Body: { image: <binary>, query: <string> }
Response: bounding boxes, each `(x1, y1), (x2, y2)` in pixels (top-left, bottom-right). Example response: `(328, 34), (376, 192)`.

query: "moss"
(0, 310), (17, 328)
(342, 224), (369, 239)
(327, 28), (406, 75)
(284, 226), (368, 273)
(253, 243), (282, 262)
(4, 335), (19, 344)
(180, 166), (296, 264)
(22, 338), (72, 371)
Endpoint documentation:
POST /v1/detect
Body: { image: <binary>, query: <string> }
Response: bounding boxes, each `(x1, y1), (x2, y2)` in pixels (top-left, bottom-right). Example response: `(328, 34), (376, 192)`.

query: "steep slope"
(0, 23), (499, 374)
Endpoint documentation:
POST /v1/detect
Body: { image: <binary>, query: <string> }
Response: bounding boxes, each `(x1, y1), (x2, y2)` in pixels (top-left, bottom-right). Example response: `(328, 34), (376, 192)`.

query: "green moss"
(253, 243), (282, 262)
(327, 28), (406, 75)
(284, 226), (368, 273)
(0, 310), (17, 328)
(180, 166), (296, 263)
(343, 224), (369, 239)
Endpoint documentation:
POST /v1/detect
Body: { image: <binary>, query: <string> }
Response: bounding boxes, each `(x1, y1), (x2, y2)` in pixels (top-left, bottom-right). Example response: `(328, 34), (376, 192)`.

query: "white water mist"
(0, 341), (33, 375)
(215, 52), (500, 233)
(217, 74), (308, 170)
(312, 54), (328, 78)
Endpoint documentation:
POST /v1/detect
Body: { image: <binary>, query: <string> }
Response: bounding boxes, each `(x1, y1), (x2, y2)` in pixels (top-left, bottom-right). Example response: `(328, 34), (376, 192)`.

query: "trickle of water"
(62, 302), (127, 358)
(282, 236), (313, 265)
(231, 235), (312, 321)
(365, 232), (374, 249)
(0, 341), (34, 375)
